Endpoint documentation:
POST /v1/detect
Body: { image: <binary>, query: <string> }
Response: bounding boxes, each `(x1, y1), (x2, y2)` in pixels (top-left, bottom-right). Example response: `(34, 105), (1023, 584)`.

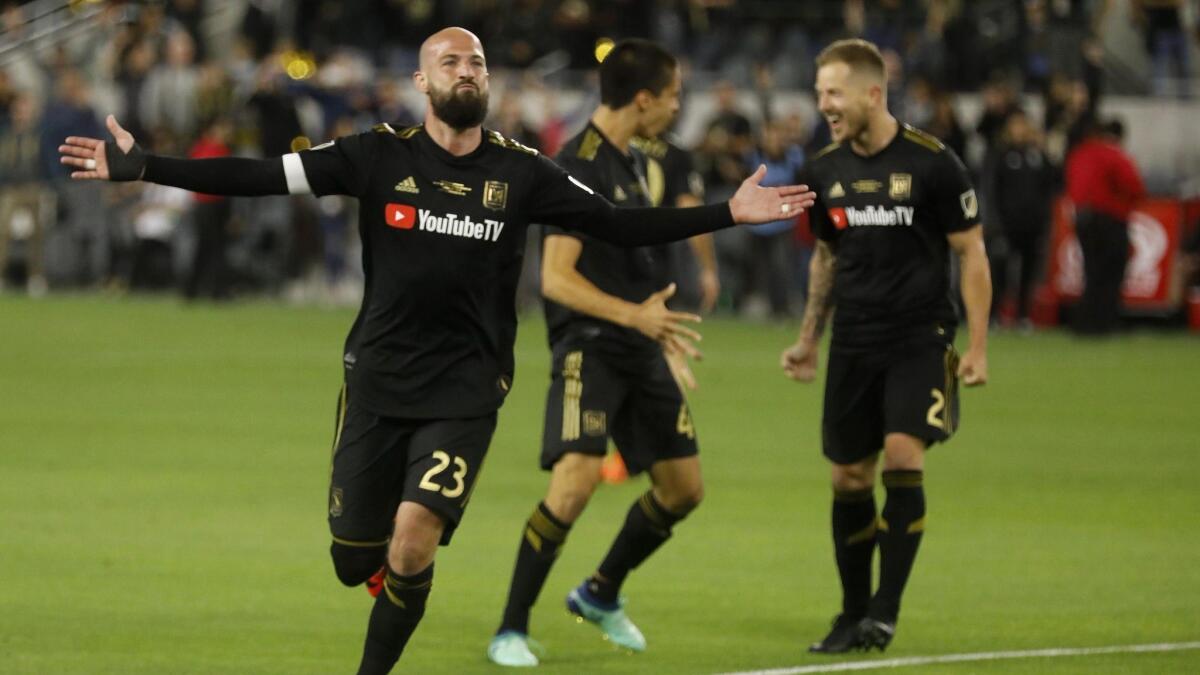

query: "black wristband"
(105, 141), (146, 181)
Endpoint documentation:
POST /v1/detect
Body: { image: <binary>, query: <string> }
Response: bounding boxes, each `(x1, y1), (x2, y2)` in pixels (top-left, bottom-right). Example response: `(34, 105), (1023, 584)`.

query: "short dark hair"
(816, 39), (886, 83)
(599, 39), (678, 109)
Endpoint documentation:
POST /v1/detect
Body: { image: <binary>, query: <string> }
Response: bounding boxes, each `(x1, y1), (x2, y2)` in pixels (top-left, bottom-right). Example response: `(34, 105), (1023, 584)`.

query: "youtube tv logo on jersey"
(385, 203), (417, 229)
(829, 206), (848, 230)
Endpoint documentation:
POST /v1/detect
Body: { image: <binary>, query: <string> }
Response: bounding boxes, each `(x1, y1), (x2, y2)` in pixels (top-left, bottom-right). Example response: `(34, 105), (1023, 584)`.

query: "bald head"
(415, 27), (490, 132)
(419, 27), (485, 72)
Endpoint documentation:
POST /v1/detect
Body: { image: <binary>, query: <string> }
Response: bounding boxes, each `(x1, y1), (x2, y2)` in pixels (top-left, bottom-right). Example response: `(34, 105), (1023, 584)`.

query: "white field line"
(714, 641), (1200, 675)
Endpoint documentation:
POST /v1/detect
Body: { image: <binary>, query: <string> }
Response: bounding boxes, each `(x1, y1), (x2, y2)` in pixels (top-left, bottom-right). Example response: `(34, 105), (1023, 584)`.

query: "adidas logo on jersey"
(828, 182), (845, 198)
(394, 176), (420, 193)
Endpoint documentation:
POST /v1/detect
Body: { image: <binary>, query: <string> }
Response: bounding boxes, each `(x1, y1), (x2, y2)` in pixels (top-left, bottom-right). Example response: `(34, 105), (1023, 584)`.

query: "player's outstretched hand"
(781, 339), (819, 382)
(59, 115), (142, 181)
(629, 282), (702, 344)
(728, 164), (817, 225)
(958, 348), (988, 386)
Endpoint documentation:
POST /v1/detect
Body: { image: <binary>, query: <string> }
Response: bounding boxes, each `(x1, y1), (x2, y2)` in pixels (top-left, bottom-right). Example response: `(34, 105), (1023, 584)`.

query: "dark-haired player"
(489, 39), (709, 667)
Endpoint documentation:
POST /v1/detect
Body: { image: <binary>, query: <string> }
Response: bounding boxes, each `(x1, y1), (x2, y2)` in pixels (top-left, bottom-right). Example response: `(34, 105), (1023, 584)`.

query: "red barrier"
(1037, 196), (1186, 322)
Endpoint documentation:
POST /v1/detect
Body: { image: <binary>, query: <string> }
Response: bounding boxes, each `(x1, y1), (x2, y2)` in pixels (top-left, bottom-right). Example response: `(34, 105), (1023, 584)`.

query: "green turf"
(1, 295), (1197, 674)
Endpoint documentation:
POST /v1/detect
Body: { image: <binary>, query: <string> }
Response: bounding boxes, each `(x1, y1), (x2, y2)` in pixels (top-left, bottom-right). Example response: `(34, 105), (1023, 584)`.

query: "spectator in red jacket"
(184, 116), (234, 300)
(1064, 118), (1145, 335)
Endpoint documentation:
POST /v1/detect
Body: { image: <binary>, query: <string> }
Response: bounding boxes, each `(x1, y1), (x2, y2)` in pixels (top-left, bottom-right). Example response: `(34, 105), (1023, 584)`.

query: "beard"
(429, 82), (489, 131)
(830, 111), (865, 143)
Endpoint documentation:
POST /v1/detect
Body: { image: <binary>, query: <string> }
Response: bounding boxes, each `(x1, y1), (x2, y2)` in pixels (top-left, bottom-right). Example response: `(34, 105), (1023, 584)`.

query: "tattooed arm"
(781, 240), (837, 382)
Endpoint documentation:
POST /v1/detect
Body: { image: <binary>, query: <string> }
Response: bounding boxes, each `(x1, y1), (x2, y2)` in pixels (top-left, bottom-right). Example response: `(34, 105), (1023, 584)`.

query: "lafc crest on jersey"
(889, 173), (912, 200)
(483, 180), (508, 210)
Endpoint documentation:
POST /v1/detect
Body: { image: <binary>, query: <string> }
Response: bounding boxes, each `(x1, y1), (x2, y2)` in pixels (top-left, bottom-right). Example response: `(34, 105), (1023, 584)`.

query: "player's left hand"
(59, 115), (141, 181)
(728, 165), (816, 225)
(958, 348), (988, 386)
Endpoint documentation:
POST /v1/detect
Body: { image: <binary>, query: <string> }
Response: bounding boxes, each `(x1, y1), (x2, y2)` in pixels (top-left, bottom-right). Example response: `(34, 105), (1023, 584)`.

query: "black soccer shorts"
(821, 328), (960, 465)
(540, 342), (699, 475)
(327, 387), (496, 547)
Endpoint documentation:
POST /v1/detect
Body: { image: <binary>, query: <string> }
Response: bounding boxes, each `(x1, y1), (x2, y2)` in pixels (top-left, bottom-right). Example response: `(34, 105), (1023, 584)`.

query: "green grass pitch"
(2, 296), (1198, 674)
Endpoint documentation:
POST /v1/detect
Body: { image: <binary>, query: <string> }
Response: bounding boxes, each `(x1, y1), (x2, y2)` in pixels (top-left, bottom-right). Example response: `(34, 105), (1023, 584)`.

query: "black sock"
(831, 486), (877, 618)
(592, 491), (684, 604)
(871, 470), (925, 623)
(498, 502), (572, 635)
(356, 563), (434, 675)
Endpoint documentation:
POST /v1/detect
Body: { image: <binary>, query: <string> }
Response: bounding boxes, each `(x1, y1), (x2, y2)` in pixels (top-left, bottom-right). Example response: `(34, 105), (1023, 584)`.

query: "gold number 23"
(418, 450), (469, 498)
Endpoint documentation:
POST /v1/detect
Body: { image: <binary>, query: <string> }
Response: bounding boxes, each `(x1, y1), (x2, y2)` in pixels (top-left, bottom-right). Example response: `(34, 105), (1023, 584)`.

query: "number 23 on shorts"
(419, 450), (469, 499)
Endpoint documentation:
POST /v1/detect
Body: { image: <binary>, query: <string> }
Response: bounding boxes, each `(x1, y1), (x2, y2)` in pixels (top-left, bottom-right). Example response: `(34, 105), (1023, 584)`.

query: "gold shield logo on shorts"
(483, 180), (509, 210)
(582, 410), (607, 436)
(889, 173), (912, 200)
(329, 487), (344, 517)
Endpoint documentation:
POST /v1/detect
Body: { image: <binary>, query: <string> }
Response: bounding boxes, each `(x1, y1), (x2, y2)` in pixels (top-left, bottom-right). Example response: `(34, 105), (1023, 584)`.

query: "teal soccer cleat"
(487, 631), (541, 667)
(565, 582), (646, 652)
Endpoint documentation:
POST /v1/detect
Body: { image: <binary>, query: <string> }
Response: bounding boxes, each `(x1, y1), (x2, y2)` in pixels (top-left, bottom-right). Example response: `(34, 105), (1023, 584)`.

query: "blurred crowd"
(0, 0), (1197, 321)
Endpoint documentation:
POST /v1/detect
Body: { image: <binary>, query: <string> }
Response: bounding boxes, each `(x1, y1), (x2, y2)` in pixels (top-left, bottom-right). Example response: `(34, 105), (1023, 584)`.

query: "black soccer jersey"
(542, 123), (671, 352)
(631, 134), (705, 207)
(292, 123), (706, 419)
(803, 124), (980, 348)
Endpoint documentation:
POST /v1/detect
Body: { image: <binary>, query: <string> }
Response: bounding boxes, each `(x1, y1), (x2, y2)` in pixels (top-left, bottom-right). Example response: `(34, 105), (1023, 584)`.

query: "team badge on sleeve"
(959, 189), (978, 219)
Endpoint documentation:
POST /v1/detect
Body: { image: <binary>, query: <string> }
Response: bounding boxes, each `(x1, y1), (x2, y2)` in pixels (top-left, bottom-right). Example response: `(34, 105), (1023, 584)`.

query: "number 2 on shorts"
(926, 388), (946, 430)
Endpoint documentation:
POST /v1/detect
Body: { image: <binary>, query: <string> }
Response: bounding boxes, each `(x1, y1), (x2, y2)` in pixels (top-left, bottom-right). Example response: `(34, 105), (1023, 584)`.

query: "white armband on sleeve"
(282, 153), (313, 195)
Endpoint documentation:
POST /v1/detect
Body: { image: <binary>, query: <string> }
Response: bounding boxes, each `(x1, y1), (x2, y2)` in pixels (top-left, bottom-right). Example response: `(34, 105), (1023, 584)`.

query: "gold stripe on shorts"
(561, 351), (583, 441)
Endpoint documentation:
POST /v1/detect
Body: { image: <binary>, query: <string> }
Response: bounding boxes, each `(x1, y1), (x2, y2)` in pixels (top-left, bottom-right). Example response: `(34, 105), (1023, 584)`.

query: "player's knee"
(329, 541), (386, 587)
(882, 433), (925, 470)
(546, 457), (603, 522)
(387, 536), (437, 576)
(831, 461), (875, 491)
(545, 486), (594, 523)
(658, 482), (704, 515)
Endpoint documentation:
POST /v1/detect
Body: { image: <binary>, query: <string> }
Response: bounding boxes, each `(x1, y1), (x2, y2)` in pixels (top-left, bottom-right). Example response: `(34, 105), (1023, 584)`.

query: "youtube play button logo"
(829, 206), (848, 230)
(385, 203), (416, 229)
